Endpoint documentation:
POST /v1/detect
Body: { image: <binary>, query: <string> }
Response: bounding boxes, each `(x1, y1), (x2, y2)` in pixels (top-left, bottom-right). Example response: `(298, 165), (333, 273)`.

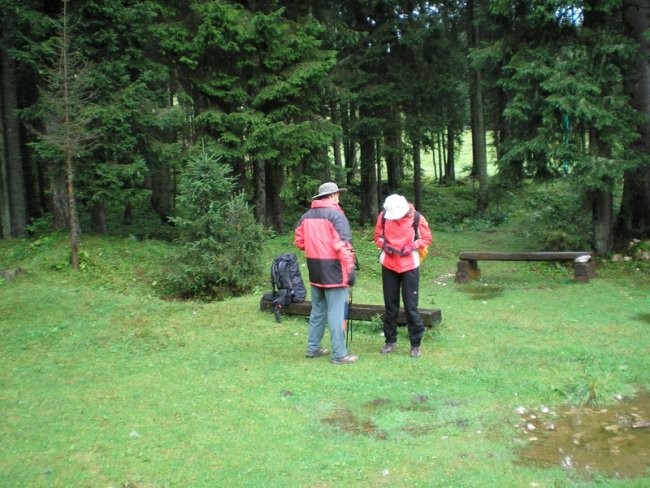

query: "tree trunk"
(90, 200), (107, 234)
(431, 147), (437, 181)
(253, 158), (266, 226)
(437, 132), (444, 183)
(49, 169), (69, 230)
(265, 161), (283, 233)
(588, 130), (615, 255)
(384, 110), (402, 192)
(65, 147), (80, 268)
(0, 104), (10, 238)
(468, 0), (489, 213)
(343, 101), (357, 186)
(150, 164), (173, 225)
(592, 186), (614, 255)
(618, 0), (650, 238)
(446, 125), (456, 182)
(413, 140), (422, 210)
(359, 132), (377, 226)
(330, 100), (342, 170)
(62, 0), (79, 268)
(1, 22), (27, 237)
(619, 168), (650, 237)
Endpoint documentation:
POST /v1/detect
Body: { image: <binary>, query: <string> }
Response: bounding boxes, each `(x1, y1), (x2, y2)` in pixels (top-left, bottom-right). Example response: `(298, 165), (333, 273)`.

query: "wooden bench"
(259, 298), (442, 328)
(455, 251), (595, 283)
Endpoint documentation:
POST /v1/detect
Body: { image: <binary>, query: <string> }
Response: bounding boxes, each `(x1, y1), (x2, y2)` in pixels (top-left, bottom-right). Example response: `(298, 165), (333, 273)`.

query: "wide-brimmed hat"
(383, 194), (409, 220)
(312, 182), (347, 200)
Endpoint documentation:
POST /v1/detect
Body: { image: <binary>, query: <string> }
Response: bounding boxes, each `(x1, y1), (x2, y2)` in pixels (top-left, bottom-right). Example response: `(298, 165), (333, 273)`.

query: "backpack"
(381, 210), (429, 261)
(264, 252), (306, 322)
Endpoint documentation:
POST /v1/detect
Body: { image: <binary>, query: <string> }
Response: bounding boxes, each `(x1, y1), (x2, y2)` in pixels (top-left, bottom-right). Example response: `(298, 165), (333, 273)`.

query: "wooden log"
(458, 251), (592, 261)
(455, 251), (595, 283)
(259, 298), (442, 328)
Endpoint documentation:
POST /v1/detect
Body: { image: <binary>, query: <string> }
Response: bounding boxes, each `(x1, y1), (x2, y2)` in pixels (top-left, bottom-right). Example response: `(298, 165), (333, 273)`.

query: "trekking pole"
(346, 287), (353, 347)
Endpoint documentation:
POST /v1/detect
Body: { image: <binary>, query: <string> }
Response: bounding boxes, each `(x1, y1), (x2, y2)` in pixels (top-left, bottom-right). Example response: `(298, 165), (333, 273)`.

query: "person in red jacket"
(374, 194), (433, 358)
(295, 182), (359, 364)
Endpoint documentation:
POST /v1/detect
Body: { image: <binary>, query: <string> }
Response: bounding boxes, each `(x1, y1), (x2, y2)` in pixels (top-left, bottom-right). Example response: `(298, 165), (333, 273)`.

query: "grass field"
(1, 215), (648, 487)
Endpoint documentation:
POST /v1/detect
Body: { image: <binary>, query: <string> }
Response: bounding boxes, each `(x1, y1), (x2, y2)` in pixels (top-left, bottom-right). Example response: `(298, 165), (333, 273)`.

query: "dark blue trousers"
(381, 266), (425, 347)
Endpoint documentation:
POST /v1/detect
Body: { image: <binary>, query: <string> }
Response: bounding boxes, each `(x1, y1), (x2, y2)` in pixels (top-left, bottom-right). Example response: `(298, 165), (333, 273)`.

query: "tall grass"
(1, 220), (648, 487)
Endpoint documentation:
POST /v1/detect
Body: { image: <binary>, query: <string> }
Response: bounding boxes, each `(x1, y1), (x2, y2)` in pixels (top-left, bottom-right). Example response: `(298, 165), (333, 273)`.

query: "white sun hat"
(383, 194), (409, 220)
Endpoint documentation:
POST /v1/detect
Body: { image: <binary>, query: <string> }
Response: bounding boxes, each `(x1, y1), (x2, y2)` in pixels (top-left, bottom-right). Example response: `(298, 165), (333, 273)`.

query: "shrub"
(166, 149), (267, 299)
(519, 182), (591, 250)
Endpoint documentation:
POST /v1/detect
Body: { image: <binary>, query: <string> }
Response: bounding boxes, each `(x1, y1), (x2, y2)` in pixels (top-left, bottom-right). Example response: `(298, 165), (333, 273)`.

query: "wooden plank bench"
(259, 298), (442, 328)
(455, 251), (595, 283)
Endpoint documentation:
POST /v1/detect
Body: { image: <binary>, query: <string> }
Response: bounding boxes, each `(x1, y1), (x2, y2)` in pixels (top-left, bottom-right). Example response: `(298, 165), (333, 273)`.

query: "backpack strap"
(382, 209), (420, 241)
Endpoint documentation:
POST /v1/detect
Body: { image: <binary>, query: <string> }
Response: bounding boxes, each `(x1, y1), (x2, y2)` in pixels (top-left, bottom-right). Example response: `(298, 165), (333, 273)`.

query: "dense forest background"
(1, 1), (649, 259)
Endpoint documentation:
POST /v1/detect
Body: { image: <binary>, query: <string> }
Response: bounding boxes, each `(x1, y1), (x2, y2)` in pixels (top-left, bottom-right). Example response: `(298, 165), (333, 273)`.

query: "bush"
(517, 182), (592, 251)
(166, 149), (267, 299)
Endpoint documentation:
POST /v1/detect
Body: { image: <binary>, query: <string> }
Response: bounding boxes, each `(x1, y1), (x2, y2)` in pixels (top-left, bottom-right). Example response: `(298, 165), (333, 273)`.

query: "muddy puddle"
(516, 391), (650, 479)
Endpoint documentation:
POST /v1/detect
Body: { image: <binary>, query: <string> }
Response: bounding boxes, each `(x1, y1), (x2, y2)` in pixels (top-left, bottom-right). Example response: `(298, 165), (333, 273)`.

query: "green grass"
(1, 224), (649, 487)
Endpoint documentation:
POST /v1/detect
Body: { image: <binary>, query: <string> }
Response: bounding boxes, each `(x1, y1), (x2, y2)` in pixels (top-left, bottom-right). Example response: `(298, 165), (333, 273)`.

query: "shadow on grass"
(456, 285), (505, 300)
(633, 313), (650, 324)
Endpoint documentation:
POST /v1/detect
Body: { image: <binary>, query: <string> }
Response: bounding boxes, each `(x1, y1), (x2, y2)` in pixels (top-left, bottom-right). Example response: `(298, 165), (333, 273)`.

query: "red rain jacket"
(295, 198), (355, 288)
(373, 204), (433, 273)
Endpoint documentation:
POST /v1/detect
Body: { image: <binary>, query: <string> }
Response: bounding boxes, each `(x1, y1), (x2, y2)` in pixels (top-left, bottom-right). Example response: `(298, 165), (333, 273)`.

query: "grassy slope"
(1, 223), (648, 487)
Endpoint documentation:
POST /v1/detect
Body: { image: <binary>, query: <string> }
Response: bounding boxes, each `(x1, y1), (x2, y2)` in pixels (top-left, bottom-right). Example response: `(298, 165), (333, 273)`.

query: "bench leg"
(456, 259), (480, 283)
(573, 260), (595, 283)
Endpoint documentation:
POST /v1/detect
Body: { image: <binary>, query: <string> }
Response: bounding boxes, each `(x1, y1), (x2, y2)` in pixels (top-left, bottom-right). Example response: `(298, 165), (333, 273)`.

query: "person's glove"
(401, 243), (415, 255)
(382, 242), (399, 255)
(347, 269), (356, 287)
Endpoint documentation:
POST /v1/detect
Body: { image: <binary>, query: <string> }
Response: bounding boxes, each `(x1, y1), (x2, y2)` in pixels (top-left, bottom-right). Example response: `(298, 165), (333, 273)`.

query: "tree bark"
(62, 0), (79, 268)
(90, 200), (107, 234)
(413, 140), (422, 210)
(330, 99), (342, 171)
(384, 107), (402, 192)
(150, 164), (173, 225)
(343, 101), (357, 186)
(1, 21), (27, 237)
(359, 131), (377, 225)
(468, 0), (489, 213)
(445, 126), (456, 182)
(47, 167), (69, 230)
(618, 0), (650, 238)
(592, 186), (614, 255)
(0, 100), (10, 238)
(588, 129), (615, 255)
(265, 160), (283, 233)
(253, 158), (266, 226)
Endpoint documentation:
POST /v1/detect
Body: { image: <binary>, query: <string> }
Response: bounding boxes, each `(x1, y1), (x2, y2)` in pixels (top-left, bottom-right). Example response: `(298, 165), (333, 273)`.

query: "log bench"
(259, 298), (442, 328)
(455, 251), (595, 283)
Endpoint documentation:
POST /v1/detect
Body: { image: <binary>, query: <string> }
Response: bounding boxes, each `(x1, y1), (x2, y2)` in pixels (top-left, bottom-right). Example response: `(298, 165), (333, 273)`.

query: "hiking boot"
(306, 348), (329, 358)
(410, 346), (422, 358)
(380, 342), (397, 354)
(331, 354), (359, 364)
